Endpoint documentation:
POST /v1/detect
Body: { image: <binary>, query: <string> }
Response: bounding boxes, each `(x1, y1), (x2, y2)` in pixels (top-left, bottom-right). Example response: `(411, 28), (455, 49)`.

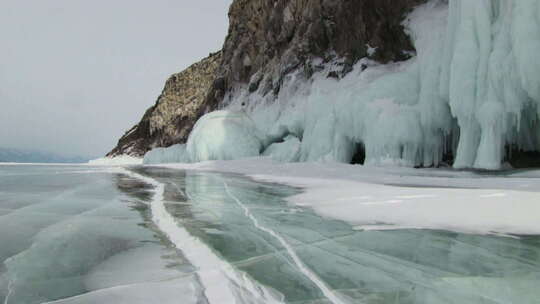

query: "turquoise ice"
(1, 165), (540, 303)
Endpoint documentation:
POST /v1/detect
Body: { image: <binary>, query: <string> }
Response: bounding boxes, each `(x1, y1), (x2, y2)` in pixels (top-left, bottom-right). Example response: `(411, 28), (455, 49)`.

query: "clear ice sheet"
(135, 167), (540, 304)
(0, 165), (204, 304)
(2, 165), (540, 303)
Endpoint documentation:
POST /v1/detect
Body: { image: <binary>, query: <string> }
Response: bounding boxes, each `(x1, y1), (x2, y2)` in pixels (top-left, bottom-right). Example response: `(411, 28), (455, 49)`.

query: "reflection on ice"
(1, 165), (540, 304)
(47, 245), (205, 304)
(136, 167), (540, 304)
(0, 165), (204, 304)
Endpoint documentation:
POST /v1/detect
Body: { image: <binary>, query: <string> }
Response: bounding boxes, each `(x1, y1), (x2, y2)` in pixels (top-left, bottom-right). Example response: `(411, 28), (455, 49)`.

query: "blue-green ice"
(1, 164), (539, 303)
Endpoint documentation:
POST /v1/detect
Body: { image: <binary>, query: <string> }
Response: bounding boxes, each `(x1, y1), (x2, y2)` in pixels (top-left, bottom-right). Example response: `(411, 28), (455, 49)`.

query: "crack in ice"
(3, 279), (13, 304)
(122, 169), (283, 304)
(223, 181), (348, 304)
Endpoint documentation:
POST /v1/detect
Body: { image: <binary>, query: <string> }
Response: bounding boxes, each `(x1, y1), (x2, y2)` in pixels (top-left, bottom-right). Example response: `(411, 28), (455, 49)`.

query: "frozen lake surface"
(1, 164), (539, 303)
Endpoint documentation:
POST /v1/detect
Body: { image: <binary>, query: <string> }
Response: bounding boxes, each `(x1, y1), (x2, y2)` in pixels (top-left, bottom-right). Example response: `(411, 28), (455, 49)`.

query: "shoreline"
(151, 158), (540, 236)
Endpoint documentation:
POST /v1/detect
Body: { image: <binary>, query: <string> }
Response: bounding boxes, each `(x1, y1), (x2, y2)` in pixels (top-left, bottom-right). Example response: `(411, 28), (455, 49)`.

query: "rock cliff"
(206, 0), (426, 108)
(108, 51), (221, 157)
(108, 0), (425, 157)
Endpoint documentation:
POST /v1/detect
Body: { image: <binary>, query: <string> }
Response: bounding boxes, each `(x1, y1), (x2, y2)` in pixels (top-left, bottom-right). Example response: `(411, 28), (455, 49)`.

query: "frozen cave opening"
(350, 143), (366, 165)
(506, 148), (540, 169)
(439, 127), (459, 168)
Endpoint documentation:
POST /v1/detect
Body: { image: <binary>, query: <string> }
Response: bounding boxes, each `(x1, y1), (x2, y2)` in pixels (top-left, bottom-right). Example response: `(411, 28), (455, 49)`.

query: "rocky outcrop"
(205, 0), (426, 108)
(109, 0), (425, 157)
(107, 52), (221, 157)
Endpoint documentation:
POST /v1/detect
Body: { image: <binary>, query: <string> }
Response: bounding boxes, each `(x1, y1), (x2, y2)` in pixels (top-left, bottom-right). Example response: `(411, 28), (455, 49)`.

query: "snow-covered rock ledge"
(156, 158), (540, 236)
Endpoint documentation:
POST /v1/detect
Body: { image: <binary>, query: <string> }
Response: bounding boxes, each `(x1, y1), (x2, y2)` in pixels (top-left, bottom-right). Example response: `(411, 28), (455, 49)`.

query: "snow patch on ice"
(158, 159), (540, 236)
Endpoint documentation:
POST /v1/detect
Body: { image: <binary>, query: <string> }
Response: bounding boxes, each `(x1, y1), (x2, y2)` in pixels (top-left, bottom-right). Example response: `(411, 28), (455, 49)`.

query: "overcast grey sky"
(0, 0), (232, 158)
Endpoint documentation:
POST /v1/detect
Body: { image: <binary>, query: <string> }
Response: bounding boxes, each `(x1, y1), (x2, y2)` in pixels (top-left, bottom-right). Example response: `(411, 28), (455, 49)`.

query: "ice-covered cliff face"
(183, 0), (540, 170)
(113, 0), (424, 158)
(127, 0), (540, 170)
(445, 0), (540, 169)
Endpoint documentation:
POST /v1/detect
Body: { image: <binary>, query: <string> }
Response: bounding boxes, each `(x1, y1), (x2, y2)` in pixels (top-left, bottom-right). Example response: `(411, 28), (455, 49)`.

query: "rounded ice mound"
(143, 144), (190, 164)
(187, 110), (264, 162)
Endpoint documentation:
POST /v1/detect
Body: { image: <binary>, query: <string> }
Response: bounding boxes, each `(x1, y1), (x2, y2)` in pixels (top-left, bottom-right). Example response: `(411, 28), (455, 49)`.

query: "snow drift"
(145, 0), (540, 170)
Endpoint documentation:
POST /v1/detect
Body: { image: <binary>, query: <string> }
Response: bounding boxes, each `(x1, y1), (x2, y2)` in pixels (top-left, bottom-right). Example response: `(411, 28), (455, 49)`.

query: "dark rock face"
(107, 52), (221, 157)
(109, 0), (425, 157)
(206, 0), (426, 108)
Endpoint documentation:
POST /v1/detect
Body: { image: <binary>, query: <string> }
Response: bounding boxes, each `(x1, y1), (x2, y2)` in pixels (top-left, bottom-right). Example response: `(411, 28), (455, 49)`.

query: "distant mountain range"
(0, 147), (90, 163)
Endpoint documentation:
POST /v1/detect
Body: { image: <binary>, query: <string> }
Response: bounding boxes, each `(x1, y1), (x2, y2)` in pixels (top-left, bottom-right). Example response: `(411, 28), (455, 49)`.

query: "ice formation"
(143, 144), (189, 164)
(146, 0), (540, 170)
(262, 136), (301, 162)
(186, 110), (265, 162)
